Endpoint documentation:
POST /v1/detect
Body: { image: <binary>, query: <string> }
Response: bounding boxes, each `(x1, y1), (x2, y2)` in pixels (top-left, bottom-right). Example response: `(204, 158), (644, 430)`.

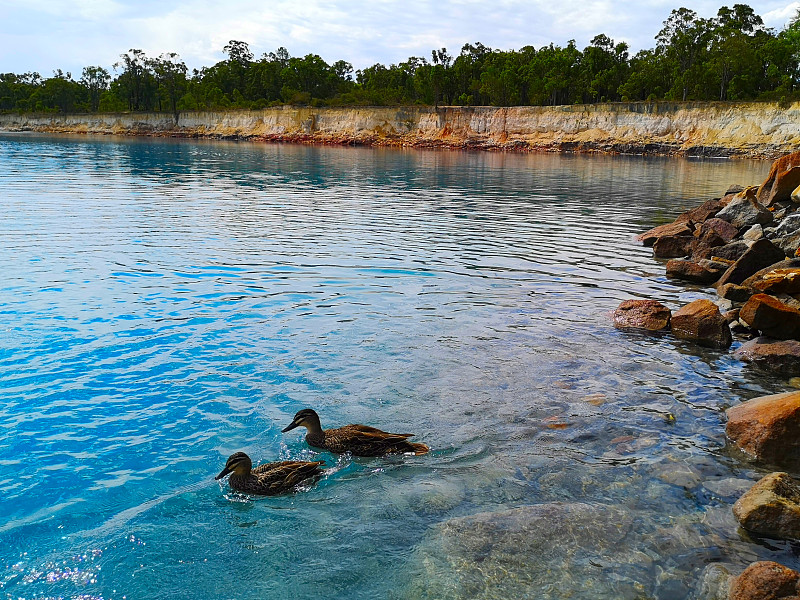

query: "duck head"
(215, 451), (252, 480)
(282, 409), (322, 433)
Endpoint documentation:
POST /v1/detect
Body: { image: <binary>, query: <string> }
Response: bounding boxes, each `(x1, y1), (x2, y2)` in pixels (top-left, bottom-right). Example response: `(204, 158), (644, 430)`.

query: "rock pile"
(621, 151), (800, 599)
(623, 150), (800, 368)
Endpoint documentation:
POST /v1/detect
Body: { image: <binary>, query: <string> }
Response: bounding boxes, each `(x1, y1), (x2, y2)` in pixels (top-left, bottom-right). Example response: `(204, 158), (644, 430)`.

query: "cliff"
(2, 102), (800, 158)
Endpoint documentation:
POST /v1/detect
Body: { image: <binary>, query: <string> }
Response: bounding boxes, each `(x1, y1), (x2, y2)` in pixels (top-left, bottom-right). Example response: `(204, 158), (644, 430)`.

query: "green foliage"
(6, 4), (800, 114)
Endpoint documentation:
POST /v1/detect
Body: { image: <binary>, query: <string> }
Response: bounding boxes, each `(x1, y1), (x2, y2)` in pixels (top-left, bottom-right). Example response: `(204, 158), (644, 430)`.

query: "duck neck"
(304, 417), (325, 446)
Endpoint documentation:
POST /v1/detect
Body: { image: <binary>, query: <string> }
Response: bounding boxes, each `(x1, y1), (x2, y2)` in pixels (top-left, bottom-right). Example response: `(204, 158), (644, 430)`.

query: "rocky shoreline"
(617, 150), (800, 599)
(3, 102), (800, 158)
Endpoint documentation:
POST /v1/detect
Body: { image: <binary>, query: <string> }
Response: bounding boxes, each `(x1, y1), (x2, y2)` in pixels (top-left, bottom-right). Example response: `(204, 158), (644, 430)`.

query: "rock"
(742, 260), (800, 294)
(726, 390), (800, 463)
(727, 184), (746, 195)
(636, 221), (694, 246)
(666, 259), (720, 284)
(695, 218), (740, 244)
(719, 283), (753, 302)
(723, 309), (741, 324)
(675, 198), (725, 224)
(613, 299), (671, 331)
(717, 188), (774, 229)
(733, 472), (800, 540)
(708, 241), (751, 263)
(774, 232), (800, 257)
(757, 151), (800, 206)
(696, 564), (733, 600)
(742, 224), (764, 242)
(729, 561), (800, 600)
(653, 235), (696, 258)
(716, 239), (787, 288)
(700, 259), (733, 276)
(793, 184), (800, 204)
(740, 294), (800, 340)
(774, 214), (800, 238)
(671, 299), (733, 348)
(735, 337), (800, 376)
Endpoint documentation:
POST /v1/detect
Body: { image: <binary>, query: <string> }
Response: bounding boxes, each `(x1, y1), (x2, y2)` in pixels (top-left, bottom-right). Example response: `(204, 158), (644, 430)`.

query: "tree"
(80, 66), (110, 111)
(150, 53), (187, 119)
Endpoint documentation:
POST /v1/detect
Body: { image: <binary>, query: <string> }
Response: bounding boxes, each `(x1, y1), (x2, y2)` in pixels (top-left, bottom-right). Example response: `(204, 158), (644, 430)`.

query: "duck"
(281, 408), (430, 457)
(215, 451), (325, 495)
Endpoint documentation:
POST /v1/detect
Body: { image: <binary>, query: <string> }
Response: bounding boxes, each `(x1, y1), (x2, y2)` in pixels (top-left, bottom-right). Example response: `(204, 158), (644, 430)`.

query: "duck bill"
(281, 420), (299, 433)
(215, 466), (232, 480)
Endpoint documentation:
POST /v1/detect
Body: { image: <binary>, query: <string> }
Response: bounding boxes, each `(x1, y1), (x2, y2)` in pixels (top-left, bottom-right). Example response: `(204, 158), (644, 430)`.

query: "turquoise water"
(0, 134), (793, 599)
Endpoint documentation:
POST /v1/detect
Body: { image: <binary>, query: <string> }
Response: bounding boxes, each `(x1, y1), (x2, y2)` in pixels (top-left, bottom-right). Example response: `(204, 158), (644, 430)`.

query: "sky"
(2, 0), (800, 77)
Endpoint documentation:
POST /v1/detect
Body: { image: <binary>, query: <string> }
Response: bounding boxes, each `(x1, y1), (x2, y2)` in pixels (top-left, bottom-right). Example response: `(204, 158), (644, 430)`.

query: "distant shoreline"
(2, 103), (798, 159)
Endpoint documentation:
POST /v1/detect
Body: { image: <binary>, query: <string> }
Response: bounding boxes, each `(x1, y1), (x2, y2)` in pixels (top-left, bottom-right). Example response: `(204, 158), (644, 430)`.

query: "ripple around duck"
(0, 134), (789, 599)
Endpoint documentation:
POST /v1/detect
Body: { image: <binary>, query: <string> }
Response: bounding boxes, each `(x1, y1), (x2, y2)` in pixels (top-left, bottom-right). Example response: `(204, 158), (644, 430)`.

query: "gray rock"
(694, 564), (733, 600)
(774, 213), (800, 237)
(716, 194), (773, 229)
(773, 232), (800, 257)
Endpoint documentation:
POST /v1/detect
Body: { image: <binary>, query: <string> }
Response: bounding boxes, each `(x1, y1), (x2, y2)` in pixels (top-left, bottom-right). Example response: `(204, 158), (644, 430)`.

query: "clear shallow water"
(0, 134), (793, 599)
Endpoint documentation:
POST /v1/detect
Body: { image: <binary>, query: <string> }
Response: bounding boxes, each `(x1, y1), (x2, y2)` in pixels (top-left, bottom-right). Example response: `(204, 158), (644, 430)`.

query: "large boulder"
(726, 390), (800, 464)
(735, 337), (800, 376)
(717, 188), (774, 229)
(716, 239), (787, 288)
(740, 294), (800, 340)
(613, 299), (671, 331)
(666, 259), (721, 284)
(671, 299), (732, 348)
(729, 561), (800, 600)
(758, 151), (800, 206)
(733, 472), (800, 540)
(636, 221), (693, 246)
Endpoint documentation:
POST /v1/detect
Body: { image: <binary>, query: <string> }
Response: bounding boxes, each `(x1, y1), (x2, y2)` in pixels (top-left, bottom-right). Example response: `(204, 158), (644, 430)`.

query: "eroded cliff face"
(2, 103), (799, 157)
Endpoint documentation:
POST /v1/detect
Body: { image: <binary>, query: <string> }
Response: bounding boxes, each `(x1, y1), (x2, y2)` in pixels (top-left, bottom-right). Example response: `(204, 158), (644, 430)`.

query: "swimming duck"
(215, 452), (325, 495)
(281, 408), (430, 456)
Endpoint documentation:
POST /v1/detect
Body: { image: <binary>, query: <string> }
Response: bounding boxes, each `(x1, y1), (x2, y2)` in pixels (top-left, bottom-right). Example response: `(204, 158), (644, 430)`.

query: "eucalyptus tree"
(80, 66), (110, 111)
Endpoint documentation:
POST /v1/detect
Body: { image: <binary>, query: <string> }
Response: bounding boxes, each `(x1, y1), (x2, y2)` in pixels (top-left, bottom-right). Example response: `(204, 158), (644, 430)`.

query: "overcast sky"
(2, 0), (800, 77)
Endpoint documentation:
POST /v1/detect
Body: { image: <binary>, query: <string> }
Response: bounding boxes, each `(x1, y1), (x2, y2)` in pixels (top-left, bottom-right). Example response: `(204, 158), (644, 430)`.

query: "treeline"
(3, 4), (800, 114)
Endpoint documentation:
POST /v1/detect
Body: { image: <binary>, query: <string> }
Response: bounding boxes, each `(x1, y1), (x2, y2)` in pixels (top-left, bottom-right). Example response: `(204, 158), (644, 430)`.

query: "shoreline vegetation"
(621, 151), (800, 597)
(2, 102), (800, 159)
(3, 5), (800, 118)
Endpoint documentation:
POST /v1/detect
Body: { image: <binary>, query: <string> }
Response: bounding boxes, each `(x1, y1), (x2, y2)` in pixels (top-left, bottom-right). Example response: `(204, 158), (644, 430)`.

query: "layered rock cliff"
(2, 102), (800, 157)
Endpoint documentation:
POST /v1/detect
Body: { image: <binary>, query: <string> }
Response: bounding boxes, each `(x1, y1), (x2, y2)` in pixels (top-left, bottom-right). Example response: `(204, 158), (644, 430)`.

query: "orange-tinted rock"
(726, 390), (800, 463)
(612, 299), (671, 331)
(674, 198), (724, 224)
(716, 239), (787, 288)
(740, 294), (800, 340)
(671, 299), (732, 348)
(653, 235), (696, 258)
(729, 561), (800, 600)
(733, 472), (800, 540)
(666, 259), (720, 284)
(636, 222), (693, 246)
(758, 151), (800, 206)
(742, 260), (800, 294)
(735, 337), (800, 376)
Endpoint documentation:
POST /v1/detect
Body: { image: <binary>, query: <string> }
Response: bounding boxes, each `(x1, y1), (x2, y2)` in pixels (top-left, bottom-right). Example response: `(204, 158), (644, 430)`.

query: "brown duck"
(281, 408), (430, 457)
(215, 452), (325, 495)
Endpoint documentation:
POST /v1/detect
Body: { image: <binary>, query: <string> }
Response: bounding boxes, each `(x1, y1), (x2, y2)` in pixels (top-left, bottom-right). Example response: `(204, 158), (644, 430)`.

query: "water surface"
(0, 134), (791, 599)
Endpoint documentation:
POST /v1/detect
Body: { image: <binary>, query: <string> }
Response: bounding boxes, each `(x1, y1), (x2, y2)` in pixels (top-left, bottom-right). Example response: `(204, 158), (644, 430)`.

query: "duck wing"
(326, 425), (421, 456)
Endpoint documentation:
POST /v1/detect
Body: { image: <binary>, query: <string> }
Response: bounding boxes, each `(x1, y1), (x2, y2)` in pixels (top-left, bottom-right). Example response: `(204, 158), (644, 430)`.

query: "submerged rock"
(729, 561), (800, 600)
(613, 299), (671, 331)
(733, 472), (800, 540)
(734, 337), (800, 376)
(404, 502), (649, 600)
(726, 390), (800, 464)
(740, 294), (800, 340)
(671, 299), (732, 348)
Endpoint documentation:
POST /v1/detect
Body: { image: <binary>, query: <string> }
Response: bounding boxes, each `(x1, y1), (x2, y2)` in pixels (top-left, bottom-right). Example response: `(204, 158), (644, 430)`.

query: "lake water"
(0, 133), (794, 600)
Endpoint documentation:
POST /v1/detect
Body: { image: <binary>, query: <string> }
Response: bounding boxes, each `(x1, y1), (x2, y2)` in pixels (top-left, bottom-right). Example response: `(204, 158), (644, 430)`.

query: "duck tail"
(407, 442), (430, 455)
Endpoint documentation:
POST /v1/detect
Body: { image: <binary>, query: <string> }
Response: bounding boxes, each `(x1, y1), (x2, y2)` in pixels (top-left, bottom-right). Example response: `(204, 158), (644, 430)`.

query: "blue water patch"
(0, 133), (790, 599)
